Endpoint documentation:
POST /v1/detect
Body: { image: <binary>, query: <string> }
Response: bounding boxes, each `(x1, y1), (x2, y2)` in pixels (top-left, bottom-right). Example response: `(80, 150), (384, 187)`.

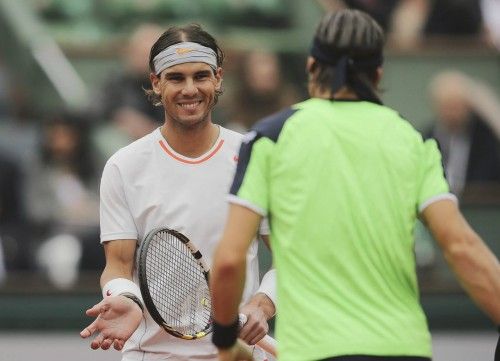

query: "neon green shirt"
(230, 98), (453, 360)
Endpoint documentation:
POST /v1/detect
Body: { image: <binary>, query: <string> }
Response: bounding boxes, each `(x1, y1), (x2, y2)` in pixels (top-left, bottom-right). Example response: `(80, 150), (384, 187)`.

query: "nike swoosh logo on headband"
(176, 48), (194, 55)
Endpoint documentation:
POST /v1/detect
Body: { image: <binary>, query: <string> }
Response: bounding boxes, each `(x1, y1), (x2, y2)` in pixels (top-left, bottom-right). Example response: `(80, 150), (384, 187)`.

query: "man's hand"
(218, 339), (254, 361)
(239, 293), (274, 345)
(80, 295), (143, 350)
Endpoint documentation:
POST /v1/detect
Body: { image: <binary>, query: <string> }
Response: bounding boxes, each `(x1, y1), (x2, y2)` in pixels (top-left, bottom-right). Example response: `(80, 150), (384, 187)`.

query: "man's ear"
(305, 56), (315, 74)
(150, 73), (161, 95)
(214, 67), (223, 91)
(374, 67), (383, 87)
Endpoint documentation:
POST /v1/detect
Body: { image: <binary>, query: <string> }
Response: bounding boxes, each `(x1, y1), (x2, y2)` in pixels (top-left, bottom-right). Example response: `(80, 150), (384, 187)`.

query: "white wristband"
(256, 268), (276, 311)
(102, 278), (143, 303)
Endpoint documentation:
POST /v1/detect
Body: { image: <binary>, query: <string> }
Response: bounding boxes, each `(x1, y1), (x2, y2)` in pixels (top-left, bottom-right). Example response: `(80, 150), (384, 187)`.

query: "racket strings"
(146, 231), (211, 336)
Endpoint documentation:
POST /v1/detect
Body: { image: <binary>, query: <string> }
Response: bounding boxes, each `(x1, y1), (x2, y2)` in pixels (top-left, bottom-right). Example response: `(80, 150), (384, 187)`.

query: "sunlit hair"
(144, 24), (225, 106)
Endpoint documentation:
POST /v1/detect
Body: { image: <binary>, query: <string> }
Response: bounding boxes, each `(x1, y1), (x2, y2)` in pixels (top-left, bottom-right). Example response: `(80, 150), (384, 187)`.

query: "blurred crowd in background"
(0, 0), (499, 293)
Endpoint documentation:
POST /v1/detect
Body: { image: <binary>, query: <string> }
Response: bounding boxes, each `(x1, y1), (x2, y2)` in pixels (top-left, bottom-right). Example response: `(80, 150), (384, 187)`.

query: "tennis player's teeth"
(180, 101), (201, 109)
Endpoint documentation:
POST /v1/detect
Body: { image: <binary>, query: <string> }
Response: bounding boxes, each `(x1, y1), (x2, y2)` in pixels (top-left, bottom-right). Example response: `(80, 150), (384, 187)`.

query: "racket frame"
(138, 227), (211, 340)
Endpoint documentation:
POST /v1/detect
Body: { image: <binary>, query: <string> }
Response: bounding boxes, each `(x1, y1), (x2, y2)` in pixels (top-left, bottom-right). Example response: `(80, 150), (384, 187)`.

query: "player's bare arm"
(422, 199), (500, 324)
(100, 239), (137, 285)
(80, 239), (143, 350)
(211, 204), (263, 358)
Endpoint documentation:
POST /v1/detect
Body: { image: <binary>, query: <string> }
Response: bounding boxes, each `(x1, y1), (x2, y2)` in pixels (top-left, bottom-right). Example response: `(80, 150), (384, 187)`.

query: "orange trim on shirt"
(159, 139), (225, 164)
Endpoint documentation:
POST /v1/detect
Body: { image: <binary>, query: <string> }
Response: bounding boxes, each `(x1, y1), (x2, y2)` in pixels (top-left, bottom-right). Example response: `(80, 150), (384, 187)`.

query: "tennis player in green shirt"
(210, 9), (500, 361)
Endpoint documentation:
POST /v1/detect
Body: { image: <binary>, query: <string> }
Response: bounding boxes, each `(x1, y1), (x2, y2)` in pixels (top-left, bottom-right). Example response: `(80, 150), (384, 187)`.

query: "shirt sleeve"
(417, 138), (457, 213)
(229, 133), (274, 217)
(99, 160), (138, 242)
(259, 217), (270, 236)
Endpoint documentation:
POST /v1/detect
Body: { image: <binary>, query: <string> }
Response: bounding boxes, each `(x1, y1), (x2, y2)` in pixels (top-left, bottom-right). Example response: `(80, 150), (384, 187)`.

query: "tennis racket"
(138, 227), (211, 340)
(138, 227), (277, 357)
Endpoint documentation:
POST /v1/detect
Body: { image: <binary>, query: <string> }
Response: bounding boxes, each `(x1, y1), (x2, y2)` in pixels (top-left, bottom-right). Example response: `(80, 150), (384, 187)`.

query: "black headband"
(310, 37), (384, 104)
(310, 37), (383, 69)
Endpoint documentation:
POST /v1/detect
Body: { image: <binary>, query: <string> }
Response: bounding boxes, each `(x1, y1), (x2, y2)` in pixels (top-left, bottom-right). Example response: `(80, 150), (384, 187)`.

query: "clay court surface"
(0, 331), (496, 361)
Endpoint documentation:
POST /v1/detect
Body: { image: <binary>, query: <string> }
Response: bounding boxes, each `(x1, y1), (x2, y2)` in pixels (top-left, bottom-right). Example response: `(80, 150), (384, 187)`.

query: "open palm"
(80, 296), (143, 350)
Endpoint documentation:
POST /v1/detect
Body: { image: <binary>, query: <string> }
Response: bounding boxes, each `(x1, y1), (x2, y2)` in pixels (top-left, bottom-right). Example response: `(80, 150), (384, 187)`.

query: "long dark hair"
(40, 111), (95, 185)
(145, 23), (225, 106)
(310, 9), (385, 104)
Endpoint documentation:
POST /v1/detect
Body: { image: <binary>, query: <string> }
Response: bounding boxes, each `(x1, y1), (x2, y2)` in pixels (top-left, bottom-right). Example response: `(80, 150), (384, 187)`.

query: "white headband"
(153, 41), (218, 75)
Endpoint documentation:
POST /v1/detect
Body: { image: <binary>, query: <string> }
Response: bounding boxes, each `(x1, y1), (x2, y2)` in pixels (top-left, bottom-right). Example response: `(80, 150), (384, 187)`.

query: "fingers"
(86, 334), (125, 351)
(100, 338), (113, 350)
(89, 333), (124, 351)
(81, 298), (133, 351)
(80, 318), (99, 338)
(238, 324), (252, 344)
(247, 330), (266, 347)
(239, 327), (253, 343)
(90, 332), (105, 350)
(81, 300), (108, 338)
(85, 300), (108, 317)
(83, 320), (110, 350)
(102, 338), (124, 350)
(238, 317), (268, 345)
(240, 328), (266, 346)
(238, 314), (252, 340)
(238, 307), (269, 345)
(114, 339), (125, 350)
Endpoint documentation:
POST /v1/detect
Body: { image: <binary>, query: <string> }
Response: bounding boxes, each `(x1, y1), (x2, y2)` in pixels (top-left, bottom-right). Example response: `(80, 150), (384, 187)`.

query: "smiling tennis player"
(79, 24), (276, 361)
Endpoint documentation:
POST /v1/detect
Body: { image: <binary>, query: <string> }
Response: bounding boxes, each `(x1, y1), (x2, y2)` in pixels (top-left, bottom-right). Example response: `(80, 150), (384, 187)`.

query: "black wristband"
(121, 293), (144, 312)
(212, 317), (239, 349)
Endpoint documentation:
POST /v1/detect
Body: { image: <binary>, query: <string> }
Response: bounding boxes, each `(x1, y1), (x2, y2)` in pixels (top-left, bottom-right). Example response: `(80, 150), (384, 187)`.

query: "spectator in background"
(0, 153), (29, 281)
(318, 0), (487, 50)
(0, 236), (5, 284)
(316, 0), (400, 31)
(481, 0), (500, 50)
(0, 56), (9, 118)
(425, 70), (500, 196)
(0, 78), (39, 176)
(228, 50), (300, 132)
(392, 0), (485, 48)
(423, 0), (483, 38)
(92, 23), (164, 158)
(27, 112), (101, 289)
(0, 57), (38, 277)
(316, 0), (419, 48)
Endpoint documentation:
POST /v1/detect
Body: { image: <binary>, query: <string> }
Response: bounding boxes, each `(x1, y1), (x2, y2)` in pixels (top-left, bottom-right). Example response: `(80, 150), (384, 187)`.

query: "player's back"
(259, 99), (447, 360)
